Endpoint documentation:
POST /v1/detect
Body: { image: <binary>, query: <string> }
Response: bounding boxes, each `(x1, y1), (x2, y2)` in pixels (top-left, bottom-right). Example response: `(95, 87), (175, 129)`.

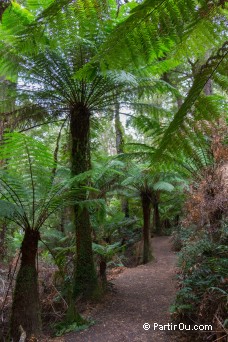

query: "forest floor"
(61, 236), (180, 342)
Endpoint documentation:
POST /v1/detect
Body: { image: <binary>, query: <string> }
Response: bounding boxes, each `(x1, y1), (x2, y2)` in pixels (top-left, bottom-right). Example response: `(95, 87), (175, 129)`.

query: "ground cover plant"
(0, 0), (227, 341)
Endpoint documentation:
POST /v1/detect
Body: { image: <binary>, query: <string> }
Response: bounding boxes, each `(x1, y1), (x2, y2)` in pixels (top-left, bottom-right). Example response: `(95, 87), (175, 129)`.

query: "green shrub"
(172, 228), (228, 341)
(53, 320), (94, 336)
(171, 225), (196, 252)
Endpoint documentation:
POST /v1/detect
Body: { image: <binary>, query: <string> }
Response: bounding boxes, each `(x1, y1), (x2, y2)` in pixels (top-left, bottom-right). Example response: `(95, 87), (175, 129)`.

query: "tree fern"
(0, 1), (166, 303)
(0, 132), (94, 340)
(97, 0), (227, 70)
(155, 41), (228, 157)
(0, 132), (104, 230)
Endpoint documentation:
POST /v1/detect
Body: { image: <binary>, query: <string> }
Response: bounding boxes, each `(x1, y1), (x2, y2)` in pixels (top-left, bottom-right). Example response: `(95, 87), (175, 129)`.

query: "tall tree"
(0, 1), (147, 301)
(122, 164), (175, 263)
(0, 0), (14, 258)
(0, 132), (84, 340)
(114, 103), (130, 218)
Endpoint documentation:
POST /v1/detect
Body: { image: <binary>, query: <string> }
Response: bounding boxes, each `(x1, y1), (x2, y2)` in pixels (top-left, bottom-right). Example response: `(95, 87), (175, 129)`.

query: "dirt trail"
(65, 236), (178, 342)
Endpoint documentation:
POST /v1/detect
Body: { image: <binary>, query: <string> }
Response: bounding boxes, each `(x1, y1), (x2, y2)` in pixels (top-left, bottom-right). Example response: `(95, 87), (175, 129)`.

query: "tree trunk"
(162, 219), (171, 230)
(174, 214), (180, 227)
(0, 1), (10, 21)
(70, 105), (98, 300)
(204, 79), (212, 96)
(141, 193), (152, 264)
(10, 229), (41, 341)
(99, 258), (107, 289)
(153, 196), (161, 235)
(0, 220), (7, 258)
(59, 208), (65, 233)
(114, 103), (124, 155)
(121, 199), (130, 218)
(114, 103), (130, 218)
(176, 96), (183, 109)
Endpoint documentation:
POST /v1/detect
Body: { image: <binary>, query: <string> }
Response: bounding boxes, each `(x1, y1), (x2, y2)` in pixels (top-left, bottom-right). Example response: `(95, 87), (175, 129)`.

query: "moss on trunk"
(10, 229), (41, 341)
(153, 196), (161, 235)
(70, 104), (99, 300)
(141, 193), (152, 264)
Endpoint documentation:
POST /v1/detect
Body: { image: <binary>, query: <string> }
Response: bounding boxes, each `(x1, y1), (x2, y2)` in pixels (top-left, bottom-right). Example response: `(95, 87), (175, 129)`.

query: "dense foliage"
(0, 0), (227, 341)
(171, 133), (228, 341)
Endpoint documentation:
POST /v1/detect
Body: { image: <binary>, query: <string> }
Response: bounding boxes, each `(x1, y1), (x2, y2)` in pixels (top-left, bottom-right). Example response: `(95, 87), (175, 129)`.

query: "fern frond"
(99, 0), (226, 70)
(153, 181), (174, 192)
(0, 133), (95, 230)
(156, 41), (228, 157)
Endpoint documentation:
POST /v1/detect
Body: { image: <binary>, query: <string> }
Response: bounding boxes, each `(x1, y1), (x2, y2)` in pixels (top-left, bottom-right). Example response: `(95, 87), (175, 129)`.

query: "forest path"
(65, 236), (178, 342)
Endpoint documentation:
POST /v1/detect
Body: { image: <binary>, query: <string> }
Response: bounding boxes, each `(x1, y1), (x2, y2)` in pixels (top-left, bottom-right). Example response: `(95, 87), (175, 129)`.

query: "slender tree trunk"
(204, 79), (213, 96)
(162, 71), (183, 110)
(10, 229), (41, 341)
(115, 103), (124, 155)
(0, 220), (7, 258)
(121, 200), (130, 218)
(141, 193), (152, 264)
(114, 103), (130, 218)
(174, 214), (180, 227)
(153, 196), (161, 235)
(176, 96), (183, 109)
(70, 105), (98, 301)
(59, 208), (65, 233)
(202, 50), (213, 96)
(162, 219), (171, 230)
(99, 257), (107, 289)
(0, 1), (10, 21)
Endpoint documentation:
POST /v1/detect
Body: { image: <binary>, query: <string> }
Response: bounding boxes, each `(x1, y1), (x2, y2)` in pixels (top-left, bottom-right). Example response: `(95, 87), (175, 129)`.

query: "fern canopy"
(0, 132), (88, 230)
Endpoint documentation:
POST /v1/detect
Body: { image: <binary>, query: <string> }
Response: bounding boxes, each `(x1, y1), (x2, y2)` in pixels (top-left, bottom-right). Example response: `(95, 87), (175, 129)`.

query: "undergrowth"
(171, 224), (228, 341)
(53, 320), (94, 336)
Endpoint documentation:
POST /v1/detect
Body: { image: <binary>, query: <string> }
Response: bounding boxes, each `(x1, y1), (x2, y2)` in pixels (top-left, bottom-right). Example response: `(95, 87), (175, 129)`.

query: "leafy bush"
(171, 225), (196, 252)
(53, 320), (94, 336)
(171, 228), (228, 341)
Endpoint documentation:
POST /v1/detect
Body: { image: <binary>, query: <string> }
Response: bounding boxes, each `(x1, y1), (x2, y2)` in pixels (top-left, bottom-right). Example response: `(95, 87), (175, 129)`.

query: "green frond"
(128, 113), (166, 140)
(35, 0), (111, 23)
(26, 0), (54, 11)
(156, 41), (228, 157)
(0, 132), (98, 230)
(99, 0), (226, 70)
(213, 60), (228, 93)
(92, 241), (121, 257)
(153, 181), (174, 192)
(0, 199), (23, 225)
(173, 12), (227, 62)
(2, 2), (34, 29)
(194, 94), (227, 121)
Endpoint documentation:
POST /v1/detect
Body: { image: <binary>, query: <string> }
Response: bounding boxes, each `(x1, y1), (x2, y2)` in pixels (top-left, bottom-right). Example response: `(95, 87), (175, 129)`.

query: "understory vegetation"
(171, 132), (228, 341)
(0, 0), (227, 341)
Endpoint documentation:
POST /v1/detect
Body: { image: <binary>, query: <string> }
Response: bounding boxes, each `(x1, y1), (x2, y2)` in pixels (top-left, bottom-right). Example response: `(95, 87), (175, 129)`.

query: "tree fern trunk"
(141, 193), (152, 264)
(70, 105), (98, 301)
(0, 220), (7, 258)
(115, 103), (124, 155)
(10, 229), (41, 341)
(99, 257), (107, 290)
(153, 198), (161, 235)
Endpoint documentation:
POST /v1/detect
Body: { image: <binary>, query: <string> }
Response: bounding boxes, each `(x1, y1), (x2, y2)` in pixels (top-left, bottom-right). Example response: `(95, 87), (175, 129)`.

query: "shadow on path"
(65, 236), (178, 342)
